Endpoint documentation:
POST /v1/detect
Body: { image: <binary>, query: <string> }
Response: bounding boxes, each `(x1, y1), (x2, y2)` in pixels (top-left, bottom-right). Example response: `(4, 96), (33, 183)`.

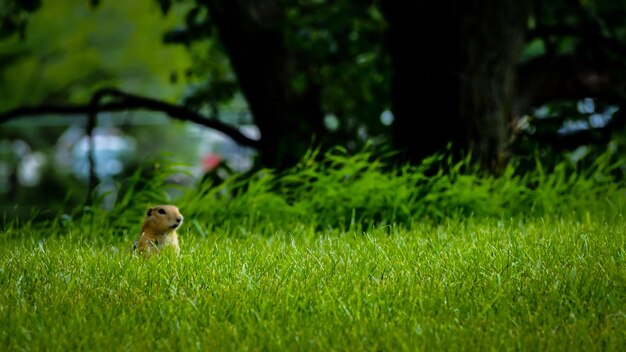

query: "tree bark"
(382, 1), (531, 169)
(204, 0), (325, 169)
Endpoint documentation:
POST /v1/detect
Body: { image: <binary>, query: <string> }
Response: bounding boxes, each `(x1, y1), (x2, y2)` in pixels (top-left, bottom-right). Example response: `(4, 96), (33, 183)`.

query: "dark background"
(1, 0), (625, 215)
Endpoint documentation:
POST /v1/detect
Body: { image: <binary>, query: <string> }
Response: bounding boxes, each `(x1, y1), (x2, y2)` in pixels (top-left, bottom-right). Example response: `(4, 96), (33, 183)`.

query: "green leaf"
(155, 0), (171, 15)
(291, 73), (308, 94)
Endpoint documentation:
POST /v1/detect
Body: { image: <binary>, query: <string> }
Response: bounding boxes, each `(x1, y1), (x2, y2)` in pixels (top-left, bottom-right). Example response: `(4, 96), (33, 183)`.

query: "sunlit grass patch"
(1, 216), (625, 350)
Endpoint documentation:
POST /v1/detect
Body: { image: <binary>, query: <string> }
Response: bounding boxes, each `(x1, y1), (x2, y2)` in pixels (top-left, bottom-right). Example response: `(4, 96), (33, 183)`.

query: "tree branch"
(0, 87), (261, 149)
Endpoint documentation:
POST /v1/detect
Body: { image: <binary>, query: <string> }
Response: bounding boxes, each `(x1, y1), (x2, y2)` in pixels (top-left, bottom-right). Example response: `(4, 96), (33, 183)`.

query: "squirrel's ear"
(147, 208), (153, 217)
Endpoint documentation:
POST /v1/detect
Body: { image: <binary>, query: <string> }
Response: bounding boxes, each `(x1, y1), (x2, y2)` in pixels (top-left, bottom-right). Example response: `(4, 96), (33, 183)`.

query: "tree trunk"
(382, 1), (530, 169)
(205, 0), (325, 169)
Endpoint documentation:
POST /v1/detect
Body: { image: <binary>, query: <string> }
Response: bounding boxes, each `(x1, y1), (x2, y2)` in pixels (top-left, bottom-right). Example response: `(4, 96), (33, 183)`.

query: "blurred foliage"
(3, 0), (626, 153)
(0, 117), (205, 219)
(282, 0), (390, 145)
(516, 0), (626, 165)
(155, 0), (389, 144)
(162, 0), (626, 156)
(533, 0), (626, 68)
(161, 2), (243, 122)
(2, 0), (626, 215)
(0, 0), (191, 110)
(0, 0), (42, 40)
(0, 0), (202, 216)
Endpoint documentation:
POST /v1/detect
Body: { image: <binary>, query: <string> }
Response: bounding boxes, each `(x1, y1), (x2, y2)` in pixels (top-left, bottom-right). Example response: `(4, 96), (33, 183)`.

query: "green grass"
(1, 149), (626, 350)
(1, 218), (625, 350)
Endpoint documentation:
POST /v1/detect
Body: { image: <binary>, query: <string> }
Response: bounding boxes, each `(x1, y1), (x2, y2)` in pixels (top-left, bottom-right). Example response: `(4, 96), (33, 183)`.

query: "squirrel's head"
(144, 205), (184, 233)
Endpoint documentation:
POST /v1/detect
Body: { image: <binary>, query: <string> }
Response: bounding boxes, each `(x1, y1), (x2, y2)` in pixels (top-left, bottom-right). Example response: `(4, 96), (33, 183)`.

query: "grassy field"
(2, 217), (625, 350)
(1, 150), (626, 350)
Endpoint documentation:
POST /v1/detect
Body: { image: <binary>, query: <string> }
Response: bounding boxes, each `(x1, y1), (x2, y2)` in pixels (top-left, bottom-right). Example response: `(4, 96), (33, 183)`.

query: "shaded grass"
(1, 217), (625, 351)
(13, 147), (619, 240)
(177, 148), (624, 232)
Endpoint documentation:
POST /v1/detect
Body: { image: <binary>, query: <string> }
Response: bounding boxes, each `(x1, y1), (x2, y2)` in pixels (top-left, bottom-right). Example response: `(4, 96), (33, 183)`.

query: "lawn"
(1, 150), (625, 350)
(1, 216), (625, 351)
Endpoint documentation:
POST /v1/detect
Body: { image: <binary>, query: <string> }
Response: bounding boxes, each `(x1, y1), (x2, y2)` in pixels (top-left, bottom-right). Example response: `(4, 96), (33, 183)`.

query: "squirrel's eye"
(158, 209), (166, 215)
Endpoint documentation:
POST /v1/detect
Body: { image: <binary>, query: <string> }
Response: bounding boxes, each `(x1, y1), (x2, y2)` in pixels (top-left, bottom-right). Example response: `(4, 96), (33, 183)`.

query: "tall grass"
(85, 146), (624, 237)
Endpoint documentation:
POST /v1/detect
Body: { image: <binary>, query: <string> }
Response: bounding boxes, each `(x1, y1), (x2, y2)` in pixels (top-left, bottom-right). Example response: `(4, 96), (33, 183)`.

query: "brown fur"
(133, 205), (183, 256)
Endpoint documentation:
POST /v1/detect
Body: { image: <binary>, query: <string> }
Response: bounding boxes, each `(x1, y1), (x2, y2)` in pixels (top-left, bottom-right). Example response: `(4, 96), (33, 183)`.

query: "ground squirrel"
(133, 205), (183, 256)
